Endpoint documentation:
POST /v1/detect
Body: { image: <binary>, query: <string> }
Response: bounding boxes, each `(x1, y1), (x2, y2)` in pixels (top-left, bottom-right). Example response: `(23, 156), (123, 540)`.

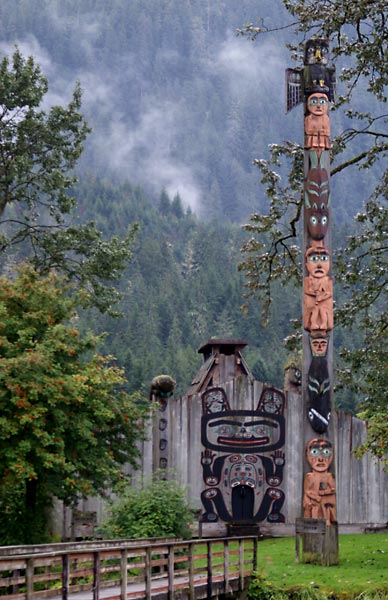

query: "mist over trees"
(0, 0), (375, 224)
(0, 0), (305, 389)
(73, 177), (296, 397)
(0, 0), (298, 221)
(0, 0), (385, 467)
(0, 46), (151, 544)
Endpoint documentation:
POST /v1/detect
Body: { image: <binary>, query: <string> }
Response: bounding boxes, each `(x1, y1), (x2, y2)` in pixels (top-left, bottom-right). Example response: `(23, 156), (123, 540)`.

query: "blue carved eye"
(322, 447), (332, 457)
(310, 253), (329, 262)
(308, 96), (328, 107)
(309, 447), (320, 456)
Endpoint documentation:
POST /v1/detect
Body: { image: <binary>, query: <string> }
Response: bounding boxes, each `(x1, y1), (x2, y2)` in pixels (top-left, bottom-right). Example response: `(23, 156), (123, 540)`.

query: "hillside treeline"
(0, 0), (374, 223)
(73, 176), (298, 398)
(0, 0), (366, 412)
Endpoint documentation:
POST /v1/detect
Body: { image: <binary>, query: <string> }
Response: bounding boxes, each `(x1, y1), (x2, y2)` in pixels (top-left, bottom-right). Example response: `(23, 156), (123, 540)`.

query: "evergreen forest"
(0, 0), (375, 409)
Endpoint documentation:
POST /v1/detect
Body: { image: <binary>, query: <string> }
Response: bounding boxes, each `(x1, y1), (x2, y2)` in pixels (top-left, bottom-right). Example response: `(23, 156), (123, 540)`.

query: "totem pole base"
(295, 518), (339, 566)
(227, 522), (261, 537)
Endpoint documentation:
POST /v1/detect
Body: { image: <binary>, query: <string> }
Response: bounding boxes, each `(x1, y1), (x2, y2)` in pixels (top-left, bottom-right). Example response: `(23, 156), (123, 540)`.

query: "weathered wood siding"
(129, 381), (387, 529)
(72, 376), (387, 538)
(335, 410), (388, 525)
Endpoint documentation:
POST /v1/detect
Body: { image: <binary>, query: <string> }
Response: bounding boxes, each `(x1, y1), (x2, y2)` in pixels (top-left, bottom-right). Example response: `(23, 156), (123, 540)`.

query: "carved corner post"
(149, 375), (176, 476)
(287, 39), (339, 565)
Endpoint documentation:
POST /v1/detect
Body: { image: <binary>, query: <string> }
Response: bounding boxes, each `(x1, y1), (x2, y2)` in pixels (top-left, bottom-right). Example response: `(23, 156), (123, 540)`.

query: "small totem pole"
(149, 374), (176, 474)
(286, 39), (339, 564)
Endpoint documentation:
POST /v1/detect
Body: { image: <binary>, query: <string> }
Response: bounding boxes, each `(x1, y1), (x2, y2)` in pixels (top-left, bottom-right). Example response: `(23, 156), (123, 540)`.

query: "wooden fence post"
(120, 548), (128, 600)
(93, 551), (100, 600)
(62, 554), (69, 600)
(25, 559), (33, 600)
(253, 536), (258, 572)
(239, 539), (244, 589)
(206, 541), (212, 600)
(223, 539), (229, 595)
(145, 547), (152, 600)
(168, 545), (174, 600)
(189, 542), (195, 599)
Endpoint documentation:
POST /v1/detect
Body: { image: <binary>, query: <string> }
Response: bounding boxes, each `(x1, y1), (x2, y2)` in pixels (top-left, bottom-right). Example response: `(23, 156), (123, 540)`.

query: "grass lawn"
(250, 533), (388, 599)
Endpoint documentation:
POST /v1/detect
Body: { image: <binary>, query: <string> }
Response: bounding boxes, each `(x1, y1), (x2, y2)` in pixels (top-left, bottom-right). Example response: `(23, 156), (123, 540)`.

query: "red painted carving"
(304, 93), (330, 153)
(304, 245), (333, 335)
(305, 151), (330, 241)
(303, 438), (336, 525)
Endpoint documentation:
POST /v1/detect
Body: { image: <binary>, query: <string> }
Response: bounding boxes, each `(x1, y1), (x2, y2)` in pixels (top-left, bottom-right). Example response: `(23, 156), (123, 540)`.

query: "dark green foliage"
(0, 47), (139, 315)
(0, 480), (52, 545)
(0, 264), (150, 545)
(0, 0), (293, 223)
(73, 177), (294, 398)
(239, 0), (388, 465)
(100, 475), (195, 539)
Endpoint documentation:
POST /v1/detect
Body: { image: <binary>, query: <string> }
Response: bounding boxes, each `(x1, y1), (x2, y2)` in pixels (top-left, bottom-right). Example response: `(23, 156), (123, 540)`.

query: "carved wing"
(286, 68), (302, 112)
(328, 67), (336, 102)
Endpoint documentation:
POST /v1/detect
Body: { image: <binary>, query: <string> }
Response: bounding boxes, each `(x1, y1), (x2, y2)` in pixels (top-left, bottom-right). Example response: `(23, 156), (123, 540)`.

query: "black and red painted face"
(306, 202), (329, 240)
(201, 386), (285, 454)
(201, 410), (285, 454)
(305, 163), (330, 240)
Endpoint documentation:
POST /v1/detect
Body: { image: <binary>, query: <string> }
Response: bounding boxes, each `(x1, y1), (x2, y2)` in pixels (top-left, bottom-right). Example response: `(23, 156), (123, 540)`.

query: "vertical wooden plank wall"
(69, 378), (387, 537)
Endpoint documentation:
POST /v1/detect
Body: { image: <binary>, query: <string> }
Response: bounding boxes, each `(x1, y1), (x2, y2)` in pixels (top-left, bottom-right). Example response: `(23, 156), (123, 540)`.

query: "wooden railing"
(0, 536), (258, 600)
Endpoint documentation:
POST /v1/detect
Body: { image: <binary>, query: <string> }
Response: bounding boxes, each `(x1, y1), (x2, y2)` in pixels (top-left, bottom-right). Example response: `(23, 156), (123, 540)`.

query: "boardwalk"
(0, 536), (258, 600)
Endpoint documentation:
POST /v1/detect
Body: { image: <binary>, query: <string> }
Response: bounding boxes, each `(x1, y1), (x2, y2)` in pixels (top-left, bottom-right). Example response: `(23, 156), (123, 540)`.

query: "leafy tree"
(99, 473), (195, 539)
(0, 263), (149, 544)
(0, 48), (137, 314)
(238, 1), (388, 467)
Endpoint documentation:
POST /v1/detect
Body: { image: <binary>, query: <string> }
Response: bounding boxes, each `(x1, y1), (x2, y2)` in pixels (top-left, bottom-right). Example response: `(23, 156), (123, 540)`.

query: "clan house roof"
(197, 338), (248, 361)
(187, 338), (251, 396)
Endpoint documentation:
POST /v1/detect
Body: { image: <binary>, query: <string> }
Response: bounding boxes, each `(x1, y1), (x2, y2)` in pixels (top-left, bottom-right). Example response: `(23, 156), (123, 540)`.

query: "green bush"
(248, 577), (335, 600)
(100, 474), (195, 539)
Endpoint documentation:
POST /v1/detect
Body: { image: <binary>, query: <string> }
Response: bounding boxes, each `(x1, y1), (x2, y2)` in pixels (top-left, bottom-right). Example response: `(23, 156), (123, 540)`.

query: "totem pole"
(149, 374), (176, 474)
(286, 39), (338, 564)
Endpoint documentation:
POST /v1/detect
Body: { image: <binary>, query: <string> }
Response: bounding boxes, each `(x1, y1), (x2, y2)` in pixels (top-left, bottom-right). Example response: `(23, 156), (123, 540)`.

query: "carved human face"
(306, 439), (333, 472)
(307, 93), (329, 116)
(306, 248), (330, 278)
(310, 336), (328, 356)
